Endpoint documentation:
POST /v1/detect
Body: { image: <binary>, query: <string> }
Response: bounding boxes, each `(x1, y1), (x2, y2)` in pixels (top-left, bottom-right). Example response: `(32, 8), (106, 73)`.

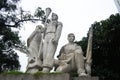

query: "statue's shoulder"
(73, 43), (78, 46)
(74, 43), (82, 49)
(58, 22), (63, 26)
(60, 44), (68, 51)
(61, 44), (67, 49)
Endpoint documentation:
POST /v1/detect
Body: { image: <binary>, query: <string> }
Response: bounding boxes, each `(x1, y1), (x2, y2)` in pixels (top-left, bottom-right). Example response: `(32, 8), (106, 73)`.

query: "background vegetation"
(76, 13), (120, 80)
(0, 0), (45, 72)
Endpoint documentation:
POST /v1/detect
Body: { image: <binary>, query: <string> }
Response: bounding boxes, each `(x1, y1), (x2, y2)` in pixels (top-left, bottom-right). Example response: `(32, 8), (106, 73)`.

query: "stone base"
(72, 76), (99, 80)
(0, 73), (99, 80)
(0, 73), (70, 80)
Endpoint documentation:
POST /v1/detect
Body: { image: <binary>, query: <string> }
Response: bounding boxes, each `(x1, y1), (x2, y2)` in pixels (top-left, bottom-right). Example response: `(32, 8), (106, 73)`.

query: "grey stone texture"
(73, 76), (99, 80)
(0, 73), (70, 80)
(0, 73), (99, 80)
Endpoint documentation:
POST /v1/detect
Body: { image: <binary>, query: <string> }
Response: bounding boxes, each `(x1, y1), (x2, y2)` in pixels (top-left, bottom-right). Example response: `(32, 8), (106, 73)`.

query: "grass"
(1, 71), (29, 75)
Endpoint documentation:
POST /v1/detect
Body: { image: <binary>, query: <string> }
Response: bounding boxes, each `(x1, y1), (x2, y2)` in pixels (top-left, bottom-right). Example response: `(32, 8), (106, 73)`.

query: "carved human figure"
(85, 27), (93, 76)
(42, 13), (63, 72)
(26, 25), (44, 73)
(54, 33), (86, 76)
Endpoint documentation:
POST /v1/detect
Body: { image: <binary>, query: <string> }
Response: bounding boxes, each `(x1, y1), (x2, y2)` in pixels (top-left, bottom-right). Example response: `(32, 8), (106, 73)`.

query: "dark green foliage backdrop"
(76, 13), (120, 80)
(0, 0), (21, 72)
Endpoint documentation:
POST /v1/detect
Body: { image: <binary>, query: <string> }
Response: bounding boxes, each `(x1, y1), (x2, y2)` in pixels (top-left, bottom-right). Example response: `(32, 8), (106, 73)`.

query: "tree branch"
(5, 18), (42, 28)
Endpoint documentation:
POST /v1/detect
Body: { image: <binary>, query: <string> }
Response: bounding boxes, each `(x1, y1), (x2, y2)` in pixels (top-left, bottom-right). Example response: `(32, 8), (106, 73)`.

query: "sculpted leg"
(42, 40), (50, 72)
(85, 63), (91, 76)
(74, 53), (87, 76)
(42, 40), (48, 60)
(42, 39), (57, 72)
(56, 62), (70, 73)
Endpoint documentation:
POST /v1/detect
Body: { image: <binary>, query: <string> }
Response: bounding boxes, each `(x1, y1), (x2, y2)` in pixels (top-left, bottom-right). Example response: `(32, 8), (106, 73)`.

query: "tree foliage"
(0, 0), (21, 72)
(76, 13), (120, 80)
(0, 0), (47, 73)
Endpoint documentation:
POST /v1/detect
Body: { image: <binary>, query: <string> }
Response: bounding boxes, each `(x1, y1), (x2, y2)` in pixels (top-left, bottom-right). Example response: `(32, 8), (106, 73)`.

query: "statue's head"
(45, 7), (52, 18)
(51, 13), (58, 21)
(36, 25), (42, 29)
(67, 33), (75, 42)
(36, 25), (44, 32)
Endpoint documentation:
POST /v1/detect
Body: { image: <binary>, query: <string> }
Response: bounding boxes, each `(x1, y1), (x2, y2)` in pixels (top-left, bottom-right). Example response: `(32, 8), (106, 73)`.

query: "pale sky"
(17, 0), (118, 72)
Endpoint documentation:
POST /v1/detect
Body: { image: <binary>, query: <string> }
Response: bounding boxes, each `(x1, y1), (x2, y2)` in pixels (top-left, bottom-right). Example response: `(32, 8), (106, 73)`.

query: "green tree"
(0, 0), (47, 72)
(76, 13), (120, 80)
(0, 0), (21, 72)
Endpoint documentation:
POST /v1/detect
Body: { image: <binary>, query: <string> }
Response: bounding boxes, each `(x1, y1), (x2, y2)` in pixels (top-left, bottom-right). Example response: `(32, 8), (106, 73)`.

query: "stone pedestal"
(72, 76), (99, 80)
(0, 73), (70, 80)
(0, 73), (99, 80)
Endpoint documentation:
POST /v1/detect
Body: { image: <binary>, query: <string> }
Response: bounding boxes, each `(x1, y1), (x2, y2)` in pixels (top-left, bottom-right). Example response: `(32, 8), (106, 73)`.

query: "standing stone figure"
(42, 13), (63, 72)
(26, 25), (44, 73)
(54, 33), (86, 76)
(85, 27), (93, 76)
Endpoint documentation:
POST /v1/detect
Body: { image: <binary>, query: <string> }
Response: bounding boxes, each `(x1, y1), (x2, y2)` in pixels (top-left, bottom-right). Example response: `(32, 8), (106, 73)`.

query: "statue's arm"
(75, 45), (84, 54)
(54, 22), (63, 41)
(27, 31), (37, 47)
(57, 46), (64, 58)
(42, 25), (47, 39)
(57, 45), (68, 60)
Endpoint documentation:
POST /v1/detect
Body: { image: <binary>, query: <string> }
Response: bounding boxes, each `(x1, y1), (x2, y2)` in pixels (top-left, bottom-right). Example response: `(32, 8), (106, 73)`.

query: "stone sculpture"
(18, 7), (93, 76)
(42, 12), (63, 72)
(26, 25), (44, 73)
(54, 33), (87, 76)
(21, 7), (63, 73)
(54, 27), (93, 76)
(85, 27), (93, 76)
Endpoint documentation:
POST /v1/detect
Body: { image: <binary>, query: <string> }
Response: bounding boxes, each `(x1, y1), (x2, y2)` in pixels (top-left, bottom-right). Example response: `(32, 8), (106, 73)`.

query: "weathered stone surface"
(0, 73), (99, 80)
(72, 76), (99, 80)
(54, 33), (86, 76)
(0, 73), (70, 80)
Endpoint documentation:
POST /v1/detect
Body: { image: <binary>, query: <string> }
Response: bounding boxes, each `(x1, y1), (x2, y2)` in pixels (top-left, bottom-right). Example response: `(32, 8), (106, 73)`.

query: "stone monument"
(24, 7), (63, 73)
(54, 27), (93, 76)
(9, 7), (100, 80)
(15, 8), (93, 77)
(54, 33), (86, 76)
(85, 27), (93, 76)
(42, 11), (63, 73)
(26, 25), (44, 73)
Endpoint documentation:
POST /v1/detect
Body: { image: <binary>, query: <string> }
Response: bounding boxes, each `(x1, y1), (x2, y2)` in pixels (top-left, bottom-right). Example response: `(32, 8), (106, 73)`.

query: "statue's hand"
(84, 57), (87, 60)
(52, 38), (58, 44)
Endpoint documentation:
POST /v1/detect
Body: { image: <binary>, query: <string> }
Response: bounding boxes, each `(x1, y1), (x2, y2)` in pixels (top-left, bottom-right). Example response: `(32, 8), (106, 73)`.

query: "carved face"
(67, 33), (75, 42)
(36, 25), (44, 32)
(52, 13), (58, 21)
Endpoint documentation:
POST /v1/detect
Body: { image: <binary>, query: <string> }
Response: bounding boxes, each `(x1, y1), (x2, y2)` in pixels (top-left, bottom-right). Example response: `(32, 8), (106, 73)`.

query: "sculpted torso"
(55, 33), (86, 76)
(46, 21), (58, 33)
(64, 43), (77, 54)
(42, 13), (63, 73)
(26, 25), (44, 73)
(29, 30), (42, 50)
